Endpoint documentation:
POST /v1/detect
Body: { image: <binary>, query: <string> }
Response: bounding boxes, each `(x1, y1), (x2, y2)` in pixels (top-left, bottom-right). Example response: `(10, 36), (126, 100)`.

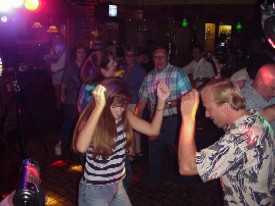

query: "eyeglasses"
(153, 55), (167, 60)
(110, 103), (127, 108)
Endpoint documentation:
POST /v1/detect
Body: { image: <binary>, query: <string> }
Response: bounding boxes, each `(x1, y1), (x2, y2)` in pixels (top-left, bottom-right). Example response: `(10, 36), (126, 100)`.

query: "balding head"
(253, 64), (275, 100)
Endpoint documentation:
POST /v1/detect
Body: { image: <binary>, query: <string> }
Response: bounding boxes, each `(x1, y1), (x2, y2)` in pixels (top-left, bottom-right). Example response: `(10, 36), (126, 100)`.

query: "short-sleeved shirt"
(78, 84), (96, 113)
(196, 114), (275, 205)
(123, 63), (146, 104)
(182, 57), (215, 88)
(241, 79), (275, 131)
(138, 63), (191, 117)
(50, 43), (66, 72)
(61, 61), (81, 105)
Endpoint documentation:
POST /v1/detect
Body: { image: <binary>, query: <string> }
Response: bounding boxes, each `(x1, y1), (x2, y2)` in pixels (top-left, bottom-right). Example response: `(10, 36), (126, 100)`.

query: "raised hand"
(157, 81), (171, 102)
(180, 89), (199, 118)
(92, 84), (107, 110)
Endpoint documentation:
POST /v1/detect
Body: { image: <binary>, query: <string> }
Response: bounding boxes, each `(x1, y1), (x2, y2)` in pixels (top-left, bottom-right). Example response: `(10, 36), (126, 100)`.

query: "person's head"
(124, 46), (137, 67)
(136, 47), (151, 64)
(89, 41), (106, 66)
(200, 78), (246, 129)
(80, 57), (104, 85)
(100, 50), (117, 78)
(52, 33), (63, 45)
(252, 64), (275, 100)
(74, 45), (86, 63)
(192, 44), (204, 62)
(76, 77), (133, 158)
(152, 45), (169, 71)
(101, 77), (132, 120)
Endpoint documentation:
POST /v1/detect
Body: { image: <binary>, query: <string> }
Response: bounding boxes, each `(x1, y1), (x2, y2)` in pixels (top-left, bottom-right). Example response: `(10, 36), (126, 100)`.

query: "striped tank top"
(83, 118), (127, 185)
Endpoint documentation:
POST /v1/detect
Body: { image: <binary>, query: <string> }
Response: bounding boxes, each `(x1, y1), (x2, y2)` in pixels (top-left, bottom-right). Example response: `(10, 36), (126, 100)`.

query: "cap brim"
(90, 47), (105, 52)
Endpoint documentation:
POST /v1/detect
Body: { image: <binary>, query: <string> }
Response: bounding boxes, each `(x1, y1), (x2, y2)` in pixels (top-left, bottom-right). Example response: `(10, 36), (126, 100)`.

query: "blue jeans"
(78, 178), (131, 206)
(146, 115), (189, 187)
(60, 103), (78, 144)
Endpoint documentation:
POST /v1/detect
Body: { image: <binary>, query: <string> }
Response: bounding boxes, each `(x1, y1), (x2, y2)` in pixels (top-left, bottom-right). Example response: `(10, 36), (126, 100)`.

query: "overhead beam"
(100, 0), (257, 5)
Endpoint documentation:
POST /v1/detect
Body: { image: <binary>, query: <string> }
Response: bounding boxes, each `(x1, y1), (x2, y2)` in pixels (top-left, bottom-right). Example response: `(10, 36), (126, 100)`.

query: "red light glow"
(50, 160), (67, 167)
(268, 38), (275, 49)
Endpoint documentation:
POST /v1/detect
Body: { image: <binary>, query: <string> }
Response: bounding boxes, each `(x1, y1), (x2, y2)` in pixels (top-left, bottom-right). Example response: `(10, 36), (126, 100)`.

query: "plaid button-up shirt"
(138, 63), (192, 117)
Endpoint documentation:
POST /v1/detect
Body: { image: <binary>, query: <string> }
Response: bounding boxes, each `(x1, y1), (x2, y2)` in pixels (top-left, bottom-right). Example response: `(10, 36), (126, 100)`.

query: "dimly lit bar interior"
(0, 0), (275, 205)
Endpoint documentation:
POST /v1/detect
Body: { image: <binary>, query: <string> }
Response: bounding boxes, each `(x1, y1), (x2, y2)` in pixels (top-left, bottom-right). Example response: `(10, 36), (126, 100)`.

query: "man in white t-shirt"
(44, 33), (67, 110)
(182, 45), (215, 88)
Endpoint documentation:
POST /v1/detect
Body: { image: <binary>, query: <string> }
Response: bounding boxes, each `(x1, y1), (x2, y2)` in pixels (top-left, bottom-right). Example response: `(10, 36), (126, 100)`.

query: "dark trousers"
(146, 115), (189, 187)
(60, 103), (78, 144)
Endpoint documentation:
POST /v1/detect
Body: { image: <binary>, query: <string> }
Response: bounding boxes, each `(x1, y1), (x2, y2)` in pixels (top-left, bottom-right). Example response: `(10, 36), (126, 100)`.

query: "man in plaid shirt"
(136, 45), (192, 188)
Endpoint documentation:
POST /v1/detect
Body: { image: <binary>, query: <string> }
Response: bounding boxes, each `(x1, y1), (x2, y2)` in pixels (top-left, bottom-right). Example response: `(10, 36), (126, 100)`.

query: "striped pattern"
(83, 119), (127, 185)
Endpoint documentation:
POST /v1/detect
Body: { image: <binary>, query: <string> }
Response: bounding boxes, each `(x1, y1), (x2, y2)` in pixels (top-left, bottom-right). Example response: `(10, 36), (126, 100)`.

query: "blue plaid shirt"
(138, 63), (191, 117)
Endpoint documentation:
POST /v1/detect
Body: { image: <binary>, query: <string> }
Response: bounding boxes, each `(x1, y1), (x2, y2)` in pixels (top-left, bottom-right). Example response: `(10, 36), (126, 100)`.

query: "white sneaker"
(54, 144), (62, 156)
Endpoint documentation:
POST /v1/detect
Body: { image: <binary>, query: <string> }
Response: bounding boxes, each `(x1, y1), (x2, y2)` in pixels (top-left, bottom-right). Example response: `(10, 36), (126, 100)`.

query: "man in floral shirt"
(178, 78), (275, 205)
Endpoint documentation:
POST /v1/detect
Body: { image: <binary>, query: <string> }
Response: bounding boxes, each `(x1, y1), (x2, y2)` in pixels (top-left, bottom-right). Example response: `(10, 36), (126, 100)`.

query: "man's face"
(95, 50), (104, 65)
(192, 48), (203, 62)
(124, 51), (135, 66)
(76, 48), (86, 62)
(153, 49), (169, 71)
(261, 73), (275, 100)
(201, 88), (227, 129)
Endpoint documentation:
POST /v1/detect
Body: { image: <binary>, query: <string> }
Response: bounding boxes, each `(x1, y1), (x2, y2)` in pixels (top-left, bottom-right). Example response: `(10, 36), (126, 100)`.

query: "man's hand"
(180, 89), (199, 118)
(157, 81), (170, 102)
(92, 84), (107, 110)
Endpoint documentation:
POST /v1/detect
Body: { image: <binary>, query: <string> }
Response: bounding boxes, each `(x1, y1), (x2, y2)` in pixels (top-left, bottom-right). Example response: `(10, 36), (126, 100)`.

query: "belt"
(52, 68), (64, 73)
(164, 99), (178, 109)
(163, 114), (178, 119)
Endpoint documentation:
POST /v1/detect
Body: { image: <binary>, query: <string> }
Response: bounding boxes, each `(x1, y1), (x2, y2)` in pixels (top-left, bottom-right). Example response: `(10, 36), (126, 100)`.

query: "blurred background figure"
(54, 45), (86, 156)
(182, 44), (215, 88)
(44, 33), (67, 111)
(78, 41), (106, 113)
(183, 45), (215, 88)
(123, 46), (147, 161)
(136, 46), (154, 74)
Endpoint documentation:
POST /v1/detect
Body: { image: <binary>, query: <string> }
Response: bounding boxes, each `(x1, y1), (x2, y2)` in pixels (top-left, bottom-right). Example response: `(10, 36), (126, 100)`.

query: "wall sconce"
(32, 21), (42, 29)
(47, 25), (59, 33)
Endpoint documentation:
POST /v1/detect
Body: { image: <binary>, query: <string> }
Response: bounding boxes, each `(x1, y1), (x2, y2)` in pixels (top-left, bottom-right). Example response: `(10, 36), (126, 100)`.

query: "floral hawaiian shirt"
(196, 115), (275, 205)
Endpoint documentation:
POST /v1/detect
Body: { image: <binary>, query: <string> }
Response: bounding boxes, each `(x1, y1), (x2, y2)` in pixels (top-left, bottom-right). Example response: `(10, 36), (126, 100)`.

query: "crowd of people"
(43, 35), (275, 205)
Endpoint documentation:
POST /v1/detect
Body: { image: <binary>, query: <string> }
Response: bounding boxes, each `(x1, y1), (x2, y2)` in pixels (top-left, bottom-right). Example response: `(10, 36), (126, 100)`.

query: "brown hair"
(72, 77), (133, 159)
(100, 50), (116, 71)
(80, 57), (104, 85)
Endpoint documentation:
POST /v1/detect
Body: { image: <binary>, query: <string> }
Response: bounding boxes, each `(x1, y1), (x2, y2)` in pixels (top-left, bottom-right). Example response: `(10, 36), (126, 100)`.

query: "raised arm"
(178, 89), (200, 175)
(211, 55), (222, 78)
(129, 81), (170, 136)
(73, 85), (106, 153)
(60, 83), (67, 103)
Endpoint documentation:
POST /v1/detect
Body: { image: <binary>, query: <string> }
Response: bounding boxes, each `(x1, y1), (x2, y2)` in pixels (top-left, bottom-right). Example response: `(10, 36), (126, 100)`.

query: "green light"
(181, 19), (188, 28)
(236, 22), (242, 30)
